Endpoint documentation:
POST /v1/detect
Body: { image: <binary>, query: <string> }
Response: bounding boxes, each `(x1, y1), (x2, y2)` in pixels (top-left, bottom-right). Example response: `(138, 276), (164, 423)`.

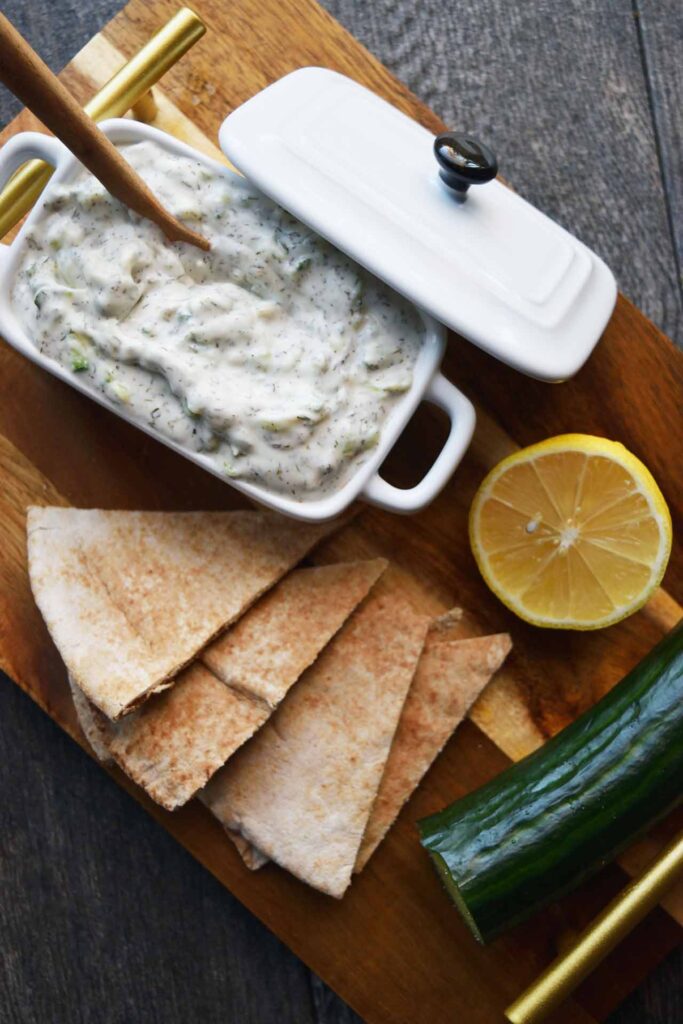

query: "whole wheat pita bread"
(354, 629), (512, 871)
(217, 615), (511, 877)
(201, 580), (429, 897)
(76, 663), (268, 807)
(225, 829), (270, 870)
(28, 507), (335, 719)
(71, 560), (387, 809)
(68, 676), (115, 764)
(201, 559), (386, 707)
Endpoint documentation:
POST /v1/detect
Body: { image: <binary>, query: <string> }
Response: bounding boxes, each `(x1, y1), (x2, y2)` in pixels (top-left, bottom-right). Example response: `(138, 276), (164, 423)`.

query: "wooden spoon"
(0, 12), (210, 251)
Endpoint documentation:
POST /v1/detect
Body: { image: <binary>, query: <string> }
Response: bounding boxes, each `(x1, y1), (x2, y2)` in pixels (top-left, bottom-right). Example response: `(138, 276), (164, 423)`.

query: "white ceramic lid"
(219, 67), (617, 381)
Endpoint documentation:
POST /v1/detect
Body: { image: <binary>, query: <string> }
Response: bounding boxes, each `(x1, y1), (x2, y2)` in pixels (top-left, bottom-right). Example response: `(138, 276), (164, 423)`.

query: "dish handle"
(362, 372), (475, 514)
(0, 131), (67, 255)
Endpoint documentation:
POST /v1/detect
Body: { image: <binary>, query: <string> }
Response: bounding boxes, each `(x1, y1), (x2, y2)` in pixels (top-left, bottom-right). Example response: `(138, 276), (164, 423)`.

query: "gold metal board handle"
(505, 830), (683, 1024)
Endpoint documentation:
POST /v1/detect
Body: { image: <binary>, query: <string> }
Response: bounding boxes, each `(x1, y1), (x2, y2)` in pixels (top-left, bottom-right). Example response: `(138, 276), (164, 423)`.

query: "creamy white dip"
(12, 140), (423, 498)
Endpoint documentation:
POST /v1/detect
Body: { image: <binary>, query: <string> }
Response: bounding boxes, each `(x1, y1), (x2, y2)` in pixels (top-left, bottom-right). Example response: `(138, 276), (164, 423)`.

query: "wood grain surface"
(0, 2), (681, 1023)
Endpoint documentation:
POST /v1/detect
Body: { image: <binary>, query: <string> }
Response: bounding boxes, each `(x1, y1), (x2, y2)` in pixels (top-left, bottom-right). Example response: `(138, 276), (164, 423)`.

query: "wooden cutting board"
(0, 2), (681, 1022)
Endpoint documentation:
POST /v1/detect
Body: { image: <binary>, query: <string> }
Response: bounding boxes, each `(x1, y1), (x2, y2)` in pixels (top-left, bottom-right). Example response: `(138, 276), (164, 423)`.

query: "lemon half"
(469, 434), (672, 629)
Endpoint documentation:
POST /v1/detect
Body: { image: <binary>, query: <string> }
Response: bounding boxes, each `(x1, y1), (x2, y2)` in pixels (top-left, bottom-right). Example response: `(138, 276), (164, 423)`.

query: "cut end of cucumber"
(426, 850), (486, 945)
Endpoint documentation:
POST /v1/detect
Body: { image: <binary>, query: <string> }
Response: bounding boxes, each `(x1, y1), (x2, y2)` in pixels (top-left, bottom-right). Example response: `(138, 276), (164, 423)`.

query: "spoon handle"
(0, 12), (209, 250)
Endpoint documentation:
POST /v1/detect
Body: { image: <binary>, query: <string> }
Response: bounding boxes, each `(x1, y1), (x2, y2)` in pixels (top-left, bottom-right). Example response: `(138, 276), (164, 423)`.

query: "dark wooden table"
(0, 2), (680, 1022)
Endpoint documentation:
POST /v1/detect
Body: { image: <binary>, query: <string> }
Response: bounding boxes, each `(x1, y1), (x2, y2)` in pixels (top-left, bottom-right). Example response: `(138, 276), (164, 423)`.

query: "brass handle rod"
(505, 830), (683, 1024)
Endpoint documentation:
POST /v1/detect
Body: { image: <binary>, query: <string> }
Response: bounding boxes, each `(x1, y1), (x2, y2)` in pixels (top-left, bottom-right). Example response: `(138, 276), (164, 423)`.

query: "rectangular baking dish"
(0, 120), (475, 521)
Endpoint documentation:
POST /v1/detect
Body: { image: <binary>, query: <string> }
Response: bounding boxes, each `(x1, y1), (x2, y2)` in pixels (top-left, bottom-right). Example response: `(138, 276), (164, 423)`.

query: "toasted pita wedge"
(28, 507), (335, 719)
(69, 676), (115, 764)
(218, 616), (511, 876)
(226, 829), (270, 870)
(201, 559), (387, 707)
(354, 628), (512, 871)
(201, 581), (429, 898)
(71, 560), (387, 809)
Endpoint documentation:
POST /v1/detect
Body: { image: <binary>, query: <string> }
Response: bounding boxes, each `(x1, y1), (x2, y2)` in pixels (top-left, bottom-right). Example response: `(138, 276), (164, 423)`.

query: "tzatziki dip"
(11, 140), (424, 498)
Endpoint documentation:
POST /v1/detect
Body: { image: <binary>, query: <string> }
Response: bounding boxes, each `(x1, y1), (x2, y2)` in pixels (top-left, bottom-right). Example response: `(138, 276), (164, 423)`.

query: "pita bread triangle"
(28, 506), (337, 719)
(69, 676), (114, 764)
(71, 559), (387, 809)
(226, 828), (270, 870)
(201, 578), (430, 898)
(214, 612), (511, 880)
(354, 626), (512, 871)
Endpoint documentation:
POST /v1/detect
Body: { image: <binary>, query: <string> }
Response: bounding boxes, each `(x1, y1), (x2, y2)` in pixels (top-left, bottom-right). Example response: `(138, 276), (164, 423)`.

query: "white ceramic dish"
(221, 68), (618, 383)
(0, 120), (475, 522)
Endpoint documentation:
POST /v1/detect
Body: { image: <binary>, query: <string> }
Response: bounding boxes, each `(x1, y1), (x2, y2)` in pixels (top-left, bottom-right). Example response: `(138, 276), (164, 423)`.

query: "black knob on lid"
(434, 132), (498, 200)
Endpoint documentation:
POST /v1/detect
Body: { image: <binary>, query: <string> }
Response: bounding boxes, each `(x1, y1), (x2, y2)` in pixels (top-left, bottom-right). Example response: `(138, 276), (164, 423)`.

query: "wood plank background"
(0, 2), (680, 1024)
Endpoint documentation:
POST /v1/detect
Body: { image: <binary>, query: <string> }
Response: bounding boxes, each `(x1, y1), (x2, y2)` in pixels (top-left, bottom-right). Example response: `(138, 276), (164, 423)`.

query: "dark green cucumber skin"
(418, 621), (683, 944)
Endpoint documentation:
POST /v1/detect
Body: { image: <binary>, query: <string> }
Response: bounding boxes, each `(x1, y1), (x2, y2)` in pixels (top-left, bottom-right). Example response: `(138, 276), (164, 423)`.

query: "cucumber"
(418, 621), (683, 943)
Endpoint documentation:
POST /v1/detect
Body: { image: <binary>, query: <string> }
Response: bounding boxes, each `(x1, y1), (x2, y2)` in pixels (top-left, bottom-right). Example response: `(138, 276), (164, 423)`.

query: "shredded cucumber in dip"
(11, 140), (423, 498)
